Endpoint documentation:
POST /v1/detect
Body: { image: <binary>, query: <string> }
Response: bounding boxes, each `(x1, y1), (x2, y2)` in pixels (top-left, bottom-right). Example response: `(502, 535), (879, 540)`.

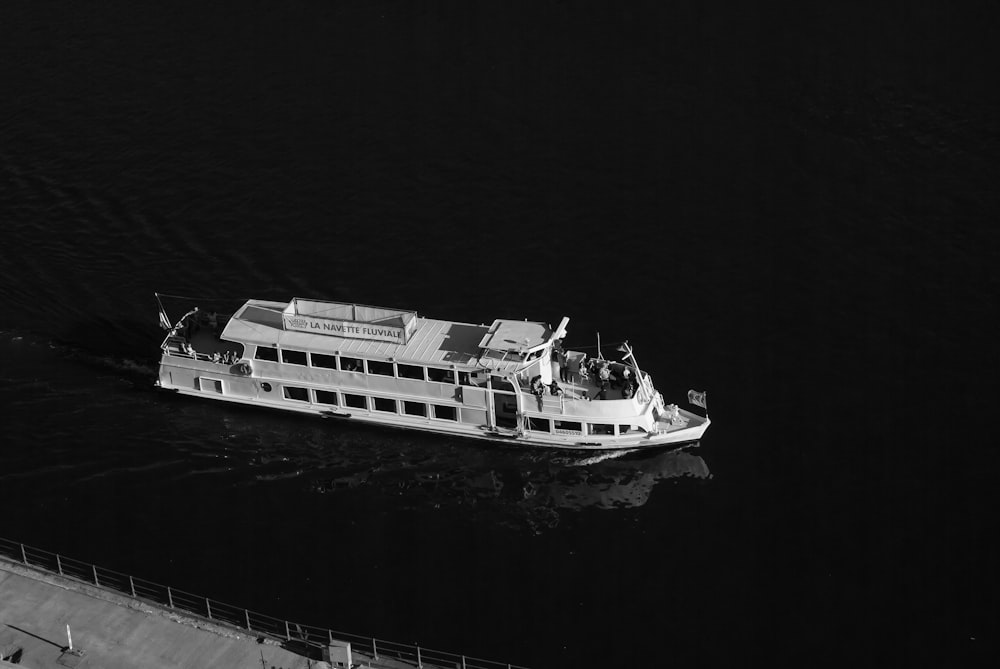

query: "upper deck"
(222, 299), (553, 374)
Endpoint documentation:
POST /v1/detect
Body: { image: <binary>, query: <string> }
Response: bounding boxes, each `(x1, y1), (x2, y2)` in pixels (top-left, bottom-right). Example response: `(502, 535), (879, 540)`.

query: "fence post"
(92, 565), (99, 586)
(372, 638), (378, 660)
(56, 554), (63, 575)
(462, 655), (467, 669)
(19, 544), (26, 564)
(285, 620), (291, 641)
(416, 645), (422, 668)
(129, 576), (136, 597)
(246, 610), (252, 631)
(167, 587), (174, 608)
(206, 598), (213, 620)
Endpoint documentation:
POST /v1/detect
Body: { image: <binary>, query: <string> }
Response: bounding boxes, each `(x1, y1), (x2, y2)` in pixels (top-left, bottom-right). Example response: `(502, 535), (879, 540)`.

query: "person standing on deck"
(595, 379), (609, 401)
(598, 362), (611, 385)
(550, 349), (561, 382)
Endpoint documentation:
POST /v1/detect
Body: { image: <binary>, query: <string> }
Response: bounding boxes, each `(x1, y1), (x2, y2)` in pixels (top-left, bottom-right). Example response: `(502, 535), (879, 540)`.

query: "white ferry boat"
(154, 295), (710, 450)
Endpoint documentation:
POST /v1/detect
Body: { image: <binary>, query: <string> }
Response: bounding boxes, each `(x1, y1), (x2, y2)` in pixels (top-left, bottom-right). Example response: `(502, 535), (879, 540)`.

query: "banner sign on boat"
(282, 314), (406, 343)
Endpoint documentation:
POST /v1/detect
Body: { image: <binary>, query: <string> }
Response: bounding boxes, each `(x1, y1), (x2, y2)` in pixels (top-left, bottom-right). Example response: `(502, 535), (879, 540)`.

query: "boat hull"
(156, 378), (709, 451)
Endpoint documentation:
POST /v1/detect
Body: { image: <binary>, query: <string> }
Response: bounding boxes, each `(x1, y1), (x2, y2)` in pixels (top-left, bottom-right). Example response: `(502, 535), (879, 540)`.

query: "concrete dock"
(0, 558), (321, 669)
(0, 559), (433, 669)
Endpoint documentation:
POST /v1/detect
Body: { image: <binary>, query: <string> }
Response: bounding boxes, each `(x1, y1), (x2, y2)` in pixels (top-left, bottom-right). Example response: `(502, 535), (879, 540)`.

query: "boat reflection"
(205, 412), (711, 530)
(312, 440), (710, 527)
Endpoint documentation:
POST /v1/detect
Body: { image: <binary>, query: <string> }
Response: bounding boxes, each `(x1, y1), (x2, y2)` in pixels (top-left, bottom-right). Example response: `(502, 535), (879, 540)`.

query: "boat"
(154, 295), (710, 450)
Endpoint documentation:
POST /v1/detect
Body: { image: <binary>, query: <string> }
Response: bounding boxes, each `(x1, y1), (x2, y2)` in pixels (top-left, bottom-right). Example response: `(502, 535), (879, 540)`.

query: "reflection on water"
(204, 406), (711, 532)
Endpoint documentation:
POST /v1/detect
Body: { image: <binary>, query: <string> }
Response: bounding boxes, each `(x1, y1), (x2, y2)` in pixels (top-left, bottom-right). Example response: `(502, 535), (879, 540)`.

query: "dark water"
(1, 2), (997, 667)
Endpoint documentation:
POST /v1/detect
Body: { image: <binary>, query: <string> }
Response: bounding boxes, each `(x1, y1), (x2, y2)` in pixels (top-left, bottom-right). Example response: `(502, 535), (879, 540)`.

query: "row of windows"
(255, 346), (512, 389)
(279, 384), (643, 435)
(280, 385), (458, 420)
(526, 417), (645, 436)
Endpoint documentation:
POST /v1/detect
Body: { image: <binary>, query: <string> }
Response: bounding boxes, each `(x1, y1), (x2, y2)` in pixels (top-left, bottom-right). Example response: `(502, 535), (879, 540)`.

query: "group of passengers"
(550, 343), (640, 401)
(182, 342), (240, 365)
(212, 350), (240, 365)
(530, 375), (563, 398)
(529, 374), (563, 409)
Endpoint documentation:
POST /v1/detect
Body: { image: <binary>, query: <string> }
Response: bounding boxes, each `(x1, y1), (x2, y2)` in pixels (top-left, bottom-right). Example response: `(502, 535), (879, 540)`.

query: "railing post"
(92, 565), (99, 586)
(285, 620), (290, 641)
(206, 598), (213, 620)
(462, 655), (467, 669)
(372, 638), (378, 660)
(246, 610), (252, 631)
(416, 644), (422, 668)
(167, 587), (174, 608)
(129, 576), (136, 597)
(19, 543), (26, 564)
(56, 554), (63, 575)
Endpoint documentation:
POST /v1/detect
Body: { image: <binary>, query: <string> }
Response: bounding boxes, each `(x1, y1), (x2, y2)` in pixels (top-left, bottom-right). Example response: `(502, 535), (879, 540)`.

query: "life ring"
(232, 361), (252, 377)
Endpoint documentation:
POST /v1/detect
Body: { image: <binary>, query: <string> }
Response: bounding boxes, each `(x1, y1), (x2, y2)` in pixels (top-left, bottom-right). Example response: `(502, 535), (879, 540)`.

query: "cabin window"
(589, 423), (614, 436)
(199, 378), (223, 394)
(311, 353), (338, 369)
(432, 405), (457, 420)
(460, 408), (487, 425)
(426, 367), (453, 383)
(280, 349), (308, 366)
(460, 371), (487, 387)
(528, 417), (551, 432)
(314, 390), (338, 405)
(619, 425), (644, 435)
(397, 364), (424, 380)
(373, 397), (397, 413)
(343, 393), (367, 409)
(254, 346), (279, 362)
(367, 360), (394, 376)
(403, 401), (427, 417)
(553, 420), (582, 434)
(283, 386), (309, 402)
(340, 356), (363, 373)
(490, 376), (515, 392)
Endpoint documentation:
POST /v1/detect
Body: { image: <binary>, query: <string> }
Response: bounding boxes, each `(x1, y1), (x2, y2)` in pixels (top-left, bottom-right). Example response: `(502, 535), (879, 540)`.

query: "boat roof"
(222, 299), (553, 372)
(478, 319), (552, 353)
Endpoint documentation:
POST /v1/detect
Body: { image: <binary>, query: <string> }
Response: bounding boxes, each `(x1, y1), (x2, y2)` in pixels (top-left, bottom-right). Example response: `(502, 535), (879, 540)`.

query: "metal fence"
(0, 537), (529, 669)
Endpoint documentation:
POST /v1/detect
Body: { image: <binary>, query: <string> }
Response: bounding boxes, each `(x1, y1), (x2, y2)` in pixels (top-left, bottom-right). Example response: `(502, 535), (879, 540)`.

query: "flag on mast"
(688, 389), (708, 410)
(155, 292), (173, 330)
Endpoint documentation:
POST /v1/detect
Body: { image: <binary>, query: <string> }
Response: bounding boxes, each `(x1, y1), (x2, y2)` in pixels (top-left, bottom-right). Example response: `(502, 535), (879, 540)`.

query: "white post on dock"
(66, 624), (73, 651)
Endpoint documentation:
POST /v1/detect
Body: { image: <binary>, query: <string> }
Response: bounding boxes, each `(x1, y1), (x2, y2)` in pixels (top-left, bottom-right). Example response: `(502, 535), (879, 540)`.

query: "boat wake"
(557, 449), (632, 467)
(0, 329), (159, 381)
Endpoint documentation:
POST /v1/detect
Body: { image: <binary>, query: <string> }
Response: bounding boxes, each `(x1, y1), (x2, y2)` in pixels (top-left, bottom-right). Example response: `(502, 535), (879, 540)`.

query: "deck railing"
(0, 537), (530, 669)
